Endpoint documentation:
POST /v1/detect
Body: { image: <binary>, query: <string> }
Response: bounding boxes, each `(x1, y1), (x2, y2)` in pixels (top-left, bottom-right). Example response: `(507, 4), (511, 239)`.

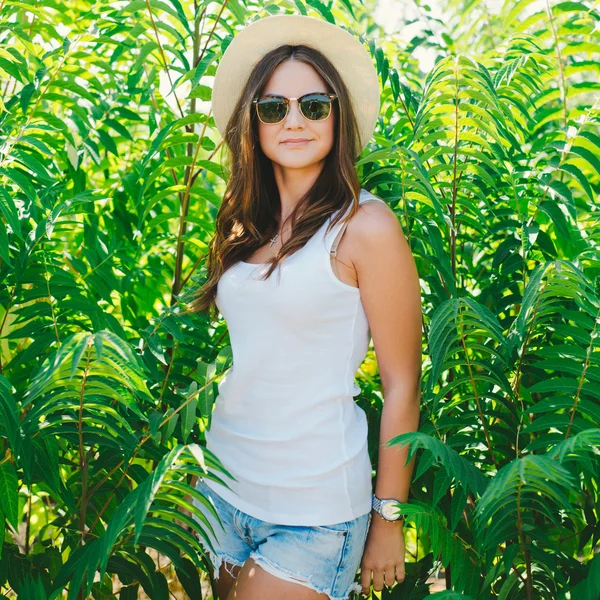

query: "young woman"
(187, 14), (422, 600)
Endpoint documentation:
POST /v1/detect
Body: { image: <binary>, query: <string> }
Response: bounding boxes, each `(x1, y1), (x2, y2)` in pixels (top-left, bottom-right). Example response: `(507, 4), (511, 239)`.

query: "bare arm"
(350, 200), (422, 592)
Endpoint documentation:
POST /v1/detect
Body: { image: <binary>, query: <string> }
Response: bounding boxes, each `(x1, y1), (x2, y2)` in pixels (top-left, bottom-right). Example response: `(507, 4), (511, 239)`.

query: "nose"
(284, 98), (305, 127)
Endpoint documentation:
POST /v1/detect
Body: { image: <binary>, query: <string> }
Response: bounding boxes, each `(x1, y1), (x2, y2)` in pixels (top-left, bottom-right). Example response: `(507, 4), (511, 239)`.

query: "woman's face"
(256, 59), (336, 175)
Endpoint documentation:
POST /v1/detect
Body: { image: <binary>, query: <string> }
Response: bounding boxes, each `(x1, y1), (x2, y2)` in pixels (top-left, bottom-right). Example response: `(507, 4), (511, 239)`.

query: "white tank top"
(203, 188), (386, 526)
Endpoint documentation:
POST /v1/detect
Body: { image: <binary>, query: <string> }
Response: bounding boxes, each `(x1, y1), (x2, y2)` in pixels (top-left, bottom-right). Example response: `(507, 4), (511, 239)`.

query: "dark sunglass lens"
(300, 94), (331, 120)
(256, 97), (287, 123)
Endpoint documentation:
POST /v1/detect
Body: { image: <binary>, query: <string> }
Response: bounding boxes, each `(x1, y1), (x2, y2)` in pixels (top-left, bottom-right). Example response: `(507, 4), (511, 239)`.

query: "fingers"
(396, 565), (406, 584)
(360, 564), (406, 595)
(360, 565), (371, 596)
(384, 567), (396, 587)
(372, 568), (385, 593)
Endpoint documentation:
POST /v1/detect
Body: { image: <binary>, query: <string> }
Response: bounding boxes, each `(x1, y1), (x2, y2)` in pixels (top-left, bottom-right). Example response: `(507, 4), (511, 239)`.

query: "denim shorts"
(192, 477), (372, 600)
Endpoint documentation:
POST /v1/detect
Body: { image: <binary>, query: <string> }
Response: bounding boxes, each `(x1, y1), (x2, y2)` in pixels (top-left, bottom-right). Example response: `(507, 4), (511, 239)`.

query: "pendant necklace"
(269, 223), (291, 247)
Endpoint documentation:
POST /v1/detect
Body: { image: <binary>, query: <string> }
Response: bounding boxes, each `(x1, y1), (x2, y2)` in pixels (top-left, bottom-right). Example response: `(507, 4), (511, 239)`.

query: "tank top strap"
(327, 189), (387, 258)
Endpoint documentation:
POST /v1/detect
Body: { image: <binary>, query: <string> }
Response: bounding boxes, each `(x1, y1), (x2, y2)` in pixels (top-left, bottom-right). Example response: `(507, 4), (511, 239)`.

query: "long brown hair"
(185, 44), (366, 320)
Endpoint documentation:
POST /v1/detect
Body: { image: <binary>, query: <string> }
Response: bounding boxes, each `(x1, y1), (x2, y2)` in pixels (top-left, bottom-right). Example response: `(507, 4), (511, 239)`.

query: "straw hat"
(211, 14), (380, 154)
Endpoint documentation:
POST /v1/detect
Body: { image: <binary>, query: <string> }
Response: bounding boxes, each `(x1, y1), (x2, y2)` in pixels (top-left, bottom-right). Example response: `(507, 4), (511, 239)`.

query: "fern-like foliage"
(1, 0), (599, 597)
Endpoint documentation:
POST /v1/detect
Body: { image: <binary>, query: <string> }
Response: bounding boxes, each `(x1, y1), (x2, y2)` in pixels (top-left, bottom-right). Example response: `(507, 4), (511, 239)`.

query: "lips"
(281, 139), (312, 145)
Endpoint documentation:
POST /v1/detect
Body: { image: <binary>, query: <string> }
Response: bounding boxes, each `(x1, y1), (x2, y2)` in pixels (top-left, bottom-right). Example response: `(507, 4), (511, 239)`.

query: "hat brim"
(211, 14), (380, 154)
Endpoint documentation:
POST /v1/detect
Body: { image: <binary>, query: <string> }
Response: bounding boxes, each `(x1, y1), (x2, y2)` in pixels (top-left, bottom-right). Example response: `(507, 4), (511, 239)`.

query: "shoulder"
(346, 193), (405, 258)
(354, 194), (398, 233)
(344, 193), (418, 290)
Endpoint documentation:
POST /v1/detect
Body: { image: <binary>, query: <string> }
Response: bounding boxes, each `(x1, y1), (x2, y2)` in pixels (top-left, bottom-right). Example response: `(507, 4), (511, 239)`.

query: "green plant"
(1, 0), (599, 598)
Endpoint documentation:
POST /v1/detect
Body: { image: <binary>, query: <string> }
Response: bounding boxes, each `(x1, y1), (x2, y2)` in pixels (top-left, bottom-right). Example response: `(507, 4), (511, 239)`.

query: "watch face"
(382, 500), (400, 520)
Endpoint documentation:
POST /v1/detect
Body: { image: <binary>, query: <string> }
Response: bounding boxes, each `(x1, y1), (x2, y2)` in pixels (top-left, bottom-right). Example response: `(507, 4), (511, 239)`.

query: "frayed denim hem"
(249, 554), (364, 600)
(195, 532), (245, 581)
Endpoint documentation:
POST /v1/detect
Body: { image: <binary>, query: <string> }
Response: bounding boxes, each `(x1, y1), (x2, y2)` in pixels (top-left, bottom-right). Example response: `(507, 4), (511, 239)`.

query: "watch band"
(372, 493), (406, 522)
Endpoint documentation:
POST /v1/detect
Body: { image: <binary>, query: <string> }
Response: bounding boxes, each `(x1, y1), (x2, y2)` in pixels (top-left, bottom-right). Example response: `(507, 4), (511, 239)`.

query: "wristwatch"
(372, 493), (406, 522)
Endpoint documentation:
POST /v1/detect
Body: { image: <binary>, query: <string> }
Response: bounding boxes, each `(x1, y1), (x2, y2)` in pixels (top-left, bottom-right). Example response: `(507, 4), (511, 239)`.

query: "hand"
(360, 510), (406, 595)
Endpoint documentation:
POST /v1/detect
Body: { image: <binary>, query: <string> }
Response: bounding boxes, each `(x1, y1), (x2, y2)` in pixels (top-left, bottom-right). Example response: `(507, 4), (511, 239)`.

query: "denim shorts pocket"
(313, 520), (350, 536)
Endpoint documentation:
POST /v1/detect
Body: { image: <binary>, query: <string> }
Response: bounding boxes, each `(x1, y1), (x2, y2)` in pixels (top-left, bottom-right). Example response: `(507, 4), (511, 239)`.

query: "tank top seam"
(341, 296), (359, 512)
(342, 428), (351, 515)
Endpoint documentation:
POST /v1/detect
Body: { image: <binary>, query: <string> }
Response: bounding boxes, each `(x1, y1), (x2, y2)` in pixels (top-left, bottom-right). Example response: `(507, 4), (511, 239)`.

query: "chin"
(276, 159), (322, 169)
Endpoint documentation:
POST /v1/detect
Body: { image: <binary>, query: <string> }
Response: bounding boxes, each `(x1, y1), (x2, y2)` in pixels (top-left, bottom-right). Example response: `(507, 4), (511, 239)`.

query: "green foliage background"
(0, 0), (599, 598)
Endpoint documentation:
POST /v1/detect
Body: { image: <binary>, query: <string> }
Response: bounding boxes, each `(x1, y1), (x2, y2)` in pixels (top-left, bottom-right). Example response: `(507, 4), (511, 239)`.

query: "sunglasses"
(252, 92), (338, 124)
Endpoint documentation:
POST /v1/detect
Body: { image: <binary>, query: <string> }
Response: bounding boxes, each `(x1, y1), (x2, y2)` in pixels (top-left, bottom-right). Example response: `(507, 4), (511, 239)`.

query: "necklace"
(269, 223), (292, 247)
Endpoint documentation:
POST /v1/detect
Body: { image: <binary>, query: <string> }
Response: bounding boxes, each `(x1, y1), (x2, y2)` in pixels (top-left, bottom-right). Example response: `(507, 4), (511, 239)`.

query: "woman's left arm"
(350, 200), (423, 596)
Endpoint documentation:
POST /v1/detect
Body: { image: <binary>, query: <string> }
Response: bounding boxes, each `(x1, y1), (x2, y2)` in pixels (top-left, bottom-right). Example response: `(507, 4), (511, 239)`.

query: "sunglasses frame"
(252, 92), (338, 124)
